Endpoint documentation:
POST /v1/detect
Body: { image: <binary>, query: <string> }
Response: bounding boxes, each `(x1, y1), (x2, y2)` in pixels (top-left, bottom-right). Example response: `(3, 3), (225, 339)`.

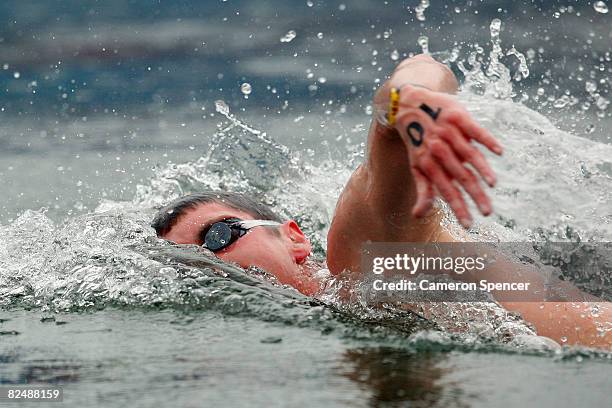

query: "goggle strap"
(233, 220), (282, 230)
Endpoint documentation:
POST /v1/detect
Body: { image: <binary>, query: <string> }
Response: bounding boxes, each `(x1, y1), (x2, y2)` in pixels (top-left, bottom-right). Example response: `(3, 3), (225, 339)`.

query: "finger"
(420, 156), (473, 228)
(446, 111), (503, 155)
(411, 166), (435, 217)
(438, 126), (497, 187)
(428, 140), (493, 216)
(396, 108), (436, 147)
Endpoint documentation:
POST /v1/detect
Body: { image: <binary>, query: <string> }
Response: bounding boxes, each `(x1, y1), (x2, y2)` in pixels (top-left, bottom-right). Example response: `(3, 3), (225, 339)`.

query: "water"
(415, 0), (430, 22)
(280, 30), (297, 43)
(417, 35), (429, 54)
(1, 1), (611, 406)
(594, 1), (609, 14)
(3, 309), (611, 407)
(240, 82), (252, 97)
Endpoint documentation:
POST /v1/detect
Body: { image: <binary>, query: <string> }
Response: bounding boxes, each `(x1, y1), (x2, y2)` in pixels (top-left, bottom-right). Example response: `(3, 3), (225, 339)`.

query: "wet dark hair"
(151, 191), (283, 236)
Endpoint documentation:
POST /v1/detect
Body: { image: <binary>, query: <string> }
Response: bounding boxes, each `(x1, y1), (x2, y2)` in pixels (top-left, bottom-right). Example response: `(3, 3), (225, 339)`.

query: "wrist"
(390, 59), (457, 94)
(373, 82), (430, 129)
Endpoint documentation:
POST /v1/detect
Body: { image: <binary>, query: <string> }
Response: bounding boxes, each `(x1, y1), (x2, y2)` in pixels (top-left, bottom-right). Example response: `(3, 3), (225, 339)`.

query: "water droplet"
(526, 48), (536, 59)
(414, 0), (430, 21)
(13, 72), (20, 79)
(240, 82), (252, 95)
(417, 35), (429, 54)
(585, 81), (597, 93)
(454, 6), (461, 13)
(214, 100), (230, 116)
(506, 46), (530, 79)
(317, 77), (327, 84)
(221, 294), (246, 315)
(490, 19), (502, 38)
(595, 96), (609, 110)
(306, 0), (313, 7)
(316, 32), (324, 39)
(553, 95), (570, 108)
(553, 11), (561, 18)
(594, 1), (609, 14)
(390, 49), (400, 61)
(586, 124), (596, 134)
(560, 336), (568, 343)
(590, 305), (600, 317)
(280, 30), (297, 43)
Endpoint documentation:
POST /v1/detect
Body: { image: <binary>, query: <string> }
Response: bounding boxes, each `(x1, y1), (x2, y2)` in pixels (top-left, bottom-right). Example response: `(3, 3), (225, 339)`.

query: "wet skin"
(161, 202), (320, 295)
(160, 54), (611, 349)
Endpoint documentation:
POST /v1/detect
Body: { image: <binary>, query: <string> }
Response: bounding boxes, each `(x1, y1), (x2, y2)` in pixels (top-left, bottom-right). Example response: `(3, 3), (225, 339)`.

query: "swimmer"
(152, 54), (611, 349)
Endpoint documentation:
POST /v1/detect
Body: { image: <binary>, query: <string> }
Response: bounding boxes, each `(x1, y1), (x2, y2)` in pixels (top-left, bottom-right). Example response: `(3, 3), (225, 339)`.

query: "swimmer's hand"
(391, 84), (503, 228)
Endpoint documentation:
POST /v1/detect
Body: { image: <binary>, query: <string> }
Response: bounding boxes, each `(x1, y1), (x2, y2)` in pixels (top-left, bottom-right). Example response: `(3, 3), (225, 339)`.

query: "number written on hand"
(406, 103), (442, 147)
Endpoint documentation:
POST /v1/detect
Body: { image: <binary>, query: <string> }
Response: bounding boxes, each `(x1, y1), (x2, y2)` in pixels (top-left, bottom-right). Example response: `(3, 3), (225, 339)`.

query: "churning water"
(1, 1), (611, 406)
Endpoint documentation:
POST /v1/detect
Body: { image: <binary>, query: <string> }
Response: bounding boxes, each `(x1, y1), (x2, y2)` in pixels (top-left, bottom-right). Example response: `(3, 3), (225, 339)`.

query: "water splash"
(456, 18), (531, 100)
(240, 82), (252, 98)
(456, 92), (612, 240)
(136, 100), (346, 254)
(414, 0), (430, 21)
(280, 30), (297, 43)
(506, 46), (529, 81)
(3, 81), (612, 355)
(430, 47), (460, 64)
(214, 99), (262, 135)
(417, 35), (429, 54)
(0, 210), (437, 344)
(594, 1), (609, 14)
(318, 267), (543, 346)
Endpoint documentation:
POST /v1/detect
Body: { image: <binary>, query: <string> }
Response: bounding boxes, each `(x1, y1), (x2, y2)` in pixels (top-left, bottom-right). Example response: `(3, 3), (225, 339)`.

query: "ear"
(280, 220), (312, 264)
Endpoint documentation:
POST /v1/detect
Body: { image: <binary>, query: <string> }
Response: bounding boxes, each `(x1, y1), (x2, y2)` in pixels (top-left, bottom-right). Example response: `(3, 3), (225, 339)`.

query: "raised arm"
(324, 55), (612, 349)
(327, 54), (501, 275)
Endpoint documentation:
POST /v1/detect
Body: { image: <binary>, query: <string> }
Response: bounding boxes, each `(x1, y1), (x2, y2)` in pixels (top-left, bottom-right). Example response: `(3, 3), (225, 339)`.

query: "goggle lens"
(200, 219), (281, 252)
(204, 222), (235, 252)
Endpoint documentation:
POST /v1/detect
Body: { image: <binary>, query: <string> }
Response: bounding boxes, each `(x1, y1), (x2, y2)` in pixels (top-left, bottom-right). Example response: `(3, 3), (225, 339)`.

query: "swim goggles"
(200, 218), (281, 252)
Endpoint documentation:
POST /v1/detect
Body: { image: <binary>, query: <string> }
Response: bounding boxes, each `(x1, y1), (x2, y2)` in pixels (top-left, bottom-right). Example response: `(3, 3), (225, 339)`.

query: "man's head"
(151, 192), (317, 294)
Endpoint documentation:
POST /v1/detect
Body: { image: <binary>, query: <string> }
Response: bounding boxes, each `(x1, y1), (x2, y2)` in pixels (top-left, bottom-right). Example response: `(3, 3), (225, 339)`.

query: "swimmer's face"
(160, 202), (317, 294)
